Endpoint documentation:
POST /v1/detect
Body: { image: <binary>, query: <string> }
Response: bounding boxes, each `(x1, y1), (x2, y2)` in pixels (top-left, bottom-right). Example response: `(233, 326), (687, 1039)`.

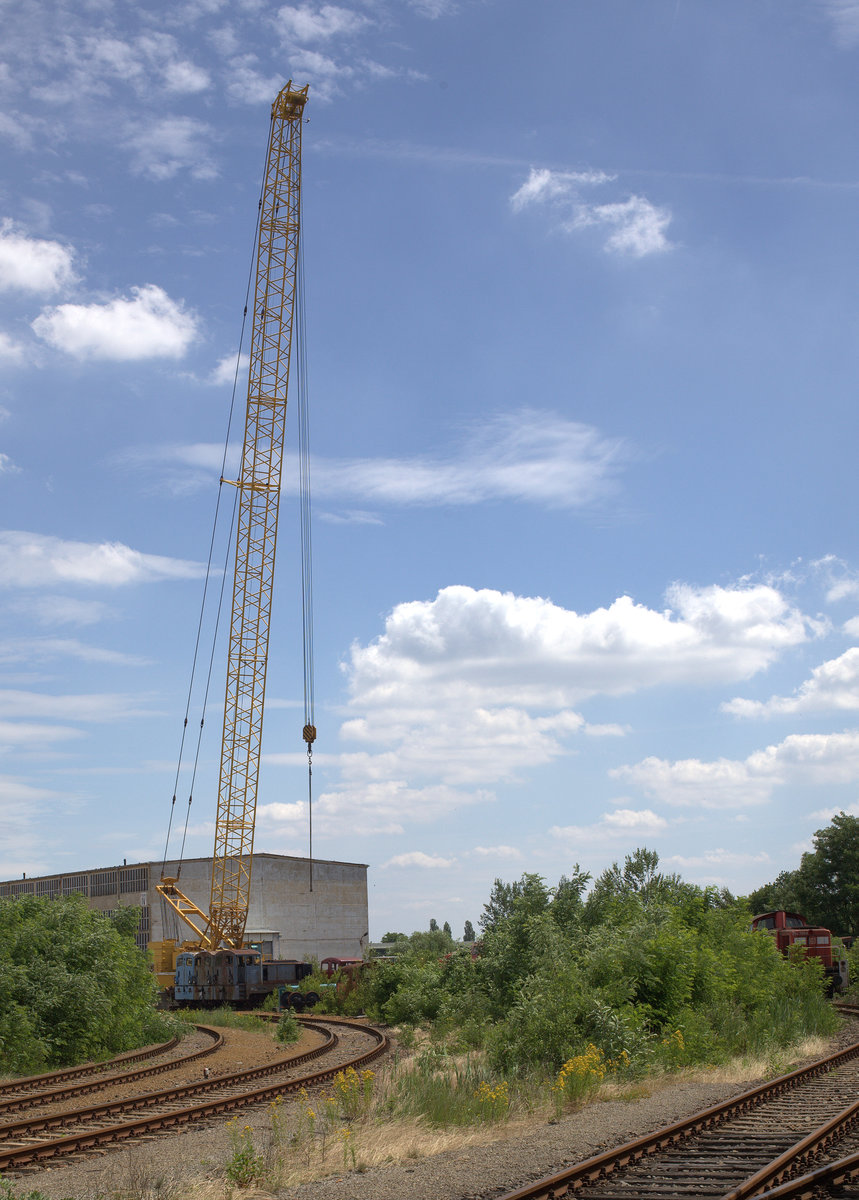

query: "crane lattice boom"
(157, 81), (308, 951)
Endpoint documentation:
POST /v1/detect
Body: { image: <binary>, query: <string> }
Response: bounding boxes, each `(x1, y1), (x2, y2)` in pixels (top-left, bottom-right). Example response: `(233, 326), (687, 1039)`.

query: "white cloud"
(162, 59), (211, 93)
(0, 531), (205, 588)
(286, 48), (353, 101)
(569, 196), (673, 258)
(0, 690), (154, 721)
(510, 168), (615, 211)
(724, 647), (859, 718)
(0, 333), (25, 363)
(0, 220), (77, 295)
(664, 849), (771, 869)
(0, 453), (21, 475)
(0, 638), (148, 667)
(382, 851), (457, 869)
(470, 845), (523, 859)
(208, 351), (250, 386)
(278, 5), (370, 42)
(551, 807), (668, 844)
(126, 117), (217, 181)
(511, 167), (673, 257)
(226, 57), (285, 105)
(311, 410), (628, 509)
(21, 596), (112, 627)
(845, 617), (859, 637)
(0, 720), (82, 747)
(614, 729), (859, 808)
(819, 0), (859, 47)
(122, 409), (629, 508)
(32, 284), (199, 360)
(317, 579), (812, 832)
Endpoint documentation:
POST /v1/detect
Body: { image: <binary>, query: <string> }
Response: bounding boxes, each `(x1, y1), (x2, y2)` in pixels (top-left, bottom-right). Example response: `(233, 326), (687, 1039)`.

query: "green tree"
(463, 919), (475, 942)
(381, 931), (408, 943)
(429, 918), (439, 932)
(0, 895), (167, 1072)
(443, 920), (452, 938)
(798, 812), (859, 935)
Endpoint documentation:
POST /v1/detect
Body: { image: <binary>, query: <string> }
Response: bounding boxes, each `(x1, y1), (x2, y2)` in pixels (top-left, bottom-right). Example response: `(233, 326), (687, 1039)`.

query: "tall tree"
(463, 919), (475, 942)
(429, 918), (439, 932)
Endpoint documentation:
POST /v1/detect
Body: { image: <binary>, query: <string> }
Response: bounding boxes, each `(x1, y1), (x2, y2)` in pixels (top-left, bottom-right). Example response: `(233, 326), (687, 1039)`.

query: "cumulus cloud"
(724, 647), (859, 718)
(470, 845), (523, 859)
(32, 284), (199, 360)
(315, 579), (812, 831)
(0, 531), (205, 588)
(0, 220), (77, 294)
(383, 851), (457, 869)
(551, 808), (668, 844)
(511, 167), (673, 257)
(613, 729), (859, 808)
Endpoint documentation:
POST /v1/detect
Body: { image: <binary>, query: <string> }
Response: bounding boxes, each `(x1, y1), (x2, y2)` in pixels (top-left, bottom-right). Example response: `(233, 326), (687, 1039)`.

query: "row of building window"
(0, 866), (150, 900)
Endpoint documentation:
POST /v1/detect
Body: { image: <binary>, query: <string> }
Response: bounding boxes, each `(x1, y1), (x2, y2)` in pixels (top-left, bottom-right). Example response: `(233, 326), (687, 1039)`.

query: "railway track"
(498, 1016), (859, 1200)
(0, 1024), (224, 1114)
(0, 1015), (387, 1174)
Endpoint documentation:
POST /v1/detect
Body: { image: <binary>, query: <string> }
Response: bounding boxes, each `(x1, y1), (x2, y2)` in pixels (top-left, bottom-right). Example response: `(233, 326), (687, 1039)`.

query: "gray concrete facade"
(0, 853), (369, 960)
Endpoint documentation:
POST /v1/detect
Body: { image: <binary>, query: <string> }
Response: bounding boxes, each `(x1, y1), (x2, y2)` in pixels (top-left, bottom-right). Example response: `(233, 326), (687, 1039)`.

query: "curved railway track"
(0, 1015), (387, 1175)
(497, 1012), (859, 1200)
(0, 1024), (224, 1114)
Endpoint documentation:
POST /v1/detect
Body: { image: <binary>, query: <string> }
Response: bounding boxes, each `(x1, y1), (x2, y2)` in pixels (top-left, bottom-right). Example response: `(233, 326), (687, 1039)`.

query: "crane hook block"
(302, 724), (317, 745)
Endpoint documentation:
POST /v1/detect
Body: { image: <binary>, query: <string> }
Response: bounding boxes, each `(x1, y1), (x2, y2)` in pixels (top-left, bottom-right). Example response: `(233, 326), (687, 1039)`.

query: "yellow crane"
(155, 81), (311, 958)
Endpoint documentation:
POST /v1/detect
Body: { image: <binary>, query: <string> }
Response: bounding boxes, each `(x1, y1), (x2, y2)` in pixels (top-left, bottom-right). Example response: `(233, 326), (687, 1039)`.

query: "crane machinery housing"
(149, 81), (320, 1008)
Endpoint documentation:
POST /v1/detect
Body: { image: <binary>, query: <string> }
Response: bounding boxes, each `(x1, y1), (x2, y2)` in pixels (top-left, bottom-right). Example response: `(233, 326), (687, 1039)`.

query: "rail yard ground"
(16, 1022), (846, 1200)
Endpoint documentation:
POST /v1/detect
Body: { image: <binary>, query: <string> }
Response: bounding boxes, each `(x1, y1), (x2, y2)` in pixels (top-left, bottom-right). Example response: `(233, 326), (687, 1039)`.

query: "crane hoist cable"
(296, 229), (316, 890)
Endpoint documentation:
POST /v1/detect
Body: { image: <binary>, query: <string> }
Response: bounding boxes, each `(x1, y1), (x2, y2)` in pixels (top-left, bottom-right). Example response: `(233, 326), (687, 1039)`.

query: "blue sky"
(2, 0), (859, 939)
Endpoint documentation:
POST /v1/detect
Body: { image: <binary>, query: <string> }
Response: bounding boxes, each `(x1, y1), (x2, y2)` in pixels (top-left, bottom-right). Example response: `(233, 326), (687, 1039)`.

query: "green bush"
(0, 895), (169, 1073)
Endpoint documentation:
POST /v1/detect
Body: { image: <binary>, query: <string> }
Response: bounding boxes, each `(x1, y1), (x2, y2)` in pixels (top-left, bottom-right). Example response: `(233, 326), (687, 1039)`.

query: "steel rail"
(0, 1024), (224, 1114)
(0, 1017), (387, 1172)
(0, 1032), (184, 1095)
(495, 1034), (859, 1200)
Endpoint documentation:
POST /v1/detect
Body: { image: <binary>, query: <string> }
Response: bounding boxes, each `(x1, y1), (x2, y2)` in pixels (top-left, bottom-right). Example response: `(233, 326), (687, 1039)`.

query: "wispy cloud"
(133, 409), (630, 509)
(511, 167), (673, 257)
(818, 0), (859, 47)
(0, 531), (205, 588)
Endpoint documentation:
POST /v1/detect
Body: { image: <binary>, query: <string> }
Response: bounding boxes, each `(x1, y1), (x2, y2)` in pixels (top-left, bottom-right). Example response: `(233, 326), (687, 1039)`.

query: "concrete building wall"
(0, 853), (369, 961)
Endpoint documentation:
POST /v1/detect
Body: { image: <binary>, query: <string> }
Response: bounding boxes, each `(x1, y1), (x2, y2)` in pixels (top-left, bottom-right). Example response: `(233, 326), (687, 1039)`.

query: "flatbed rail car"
(174, 947), (314, 1008)
(751, 910), (849, 993)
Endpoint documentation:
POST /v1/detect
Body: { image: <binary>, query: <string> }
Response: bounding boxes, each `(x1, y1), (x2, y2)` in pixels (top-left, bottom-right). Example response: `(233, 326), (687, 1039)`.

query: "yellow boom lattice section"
(158, 82), (308, 951)
(211, 83), (308, 948)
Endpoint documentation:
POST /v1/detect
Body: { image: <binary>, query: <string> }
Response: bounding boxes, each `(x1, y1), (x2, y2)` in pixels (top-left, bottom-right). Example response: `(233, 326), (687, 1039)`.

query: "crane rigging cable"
(160, 124), (268, 887)
(296, 232), (316, 890)
(157, 83), (311, 951)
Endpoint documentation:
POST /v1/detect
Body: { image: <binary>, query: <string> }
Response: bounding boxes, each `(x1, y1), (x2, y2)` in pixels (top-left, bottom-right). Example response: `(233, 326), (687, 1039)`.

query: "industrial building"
(0, 853), (369, 961)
